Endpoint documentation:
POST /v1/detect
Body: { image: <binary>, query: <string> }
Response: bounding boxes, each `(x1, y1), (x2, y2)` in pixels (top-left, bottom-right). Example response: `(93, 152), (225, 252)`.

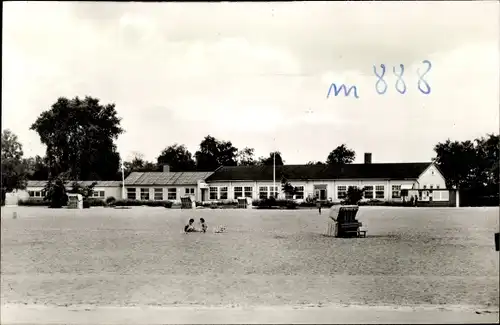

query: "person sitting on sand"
(184, 218), (196, 233)
(199, 218), (207, 233)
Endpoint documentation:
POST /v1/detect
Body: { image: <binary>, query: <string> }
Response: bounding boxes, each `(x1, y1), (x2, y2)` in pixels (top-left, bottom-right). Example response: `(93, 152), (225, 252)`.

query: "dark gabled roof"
(124, 171), (214, 186)
(27, 180), (122, 187)
(205, 163), (433, 182)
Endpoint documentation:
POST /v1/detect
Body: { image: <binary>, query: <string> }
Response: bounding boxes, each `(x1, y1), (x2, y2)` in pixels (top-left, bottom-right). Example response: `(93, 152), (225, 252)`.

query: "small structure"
(327, 205), (366, 238)
(181, 196), (196, 209)
(67, 193), (83, 209)
(237, 197), (252, 209)
(4, 191), (21, 206)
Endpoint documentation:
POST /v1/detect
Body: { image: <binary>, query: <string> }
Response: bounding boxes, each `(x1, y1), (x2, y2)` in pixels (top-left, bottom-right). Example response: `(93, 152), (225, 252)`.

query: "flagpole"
(121, 160), (126, 199)
(273, 139), (276, 199)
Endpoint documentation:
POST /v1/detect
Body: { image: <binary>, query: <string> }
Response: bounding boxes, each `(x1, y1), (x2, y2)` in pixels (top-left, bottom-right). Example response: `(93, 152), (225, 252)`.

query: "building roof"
(27, 180), (122, 188)
(205, 163), (433, 182)
(124, 171), (214, 186)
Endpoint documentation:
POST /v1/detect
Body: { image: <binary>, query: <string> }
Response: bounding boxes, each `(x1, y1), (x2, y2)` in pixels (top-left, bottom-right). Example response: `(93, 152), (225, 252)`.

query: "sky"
(2, 1), (499, 164)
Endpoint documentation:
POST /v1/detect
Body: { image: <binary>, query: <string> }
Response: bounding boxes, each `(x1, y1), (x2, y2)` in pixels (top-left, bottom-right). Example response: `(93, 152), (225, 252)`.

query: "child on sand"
(184, 218), (196, 233)
(199, 218), (207, 233)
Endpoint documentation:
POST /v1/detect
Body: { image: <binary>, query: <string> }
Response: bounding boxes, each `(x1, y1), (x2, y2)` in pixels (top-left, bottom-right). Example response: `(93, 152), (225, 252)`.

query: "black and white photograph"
(1, 1), (499, 324)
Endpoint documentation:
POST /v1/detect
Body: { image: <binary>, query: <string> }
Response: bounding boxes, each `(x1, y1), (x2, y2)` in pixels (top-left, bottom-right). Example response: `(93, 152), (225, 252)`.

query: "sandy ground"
(1, 303), (499, 324)
(1, 206), (499, 324)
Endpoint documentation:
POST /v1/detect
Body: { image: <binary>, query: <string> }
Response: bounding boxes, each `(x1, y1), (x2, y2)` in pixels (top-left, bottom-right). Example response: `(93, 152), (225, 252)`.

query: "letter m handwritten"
(326, 83), (359, 99)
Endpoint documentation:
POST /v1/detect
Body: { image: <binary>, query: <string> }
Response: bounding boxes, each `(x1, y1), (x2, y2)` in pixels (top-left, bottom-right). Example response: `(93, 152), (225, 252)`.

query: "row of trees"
(127, 141), (355, 175)
(1, 95), (499, 207)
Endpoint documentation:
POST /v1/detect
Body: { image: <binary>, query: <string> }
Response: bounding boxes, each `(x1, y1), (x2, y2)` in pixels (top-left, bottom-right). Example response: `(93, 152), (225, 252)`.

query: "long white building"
(20, 153), (455, 206)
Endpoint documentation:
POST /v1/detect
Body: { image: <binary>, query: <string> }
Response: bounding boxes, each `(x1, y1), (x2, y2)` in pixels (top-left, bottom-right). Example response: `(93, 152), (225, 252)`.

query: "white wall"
(206, 179), (420, 202)
(125, 185), (198, 202)
(24, 185), (122, 201)
(416, 164), (447, 190)
(414, 164), (448, 202)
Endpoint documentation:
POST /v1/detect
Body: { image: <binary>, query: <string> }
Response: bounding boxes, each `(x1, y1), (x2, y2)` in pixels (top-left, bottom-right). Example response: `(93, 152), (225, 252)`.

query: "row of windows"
(29, 190), (105, 198)
(28, 190), (45, 198)
(127, 188), (195, 201)
(92, 191), (105, 198)
(208, 186), (305, 200)
(423, 184), (440, 190)
(337, 185), (402, 199)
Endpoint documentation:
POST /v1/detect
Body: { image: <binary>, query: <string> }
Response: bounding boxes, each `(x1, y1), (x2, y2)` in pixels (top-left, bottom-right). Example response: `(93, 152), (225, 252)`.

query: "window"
(244, 187), (253, 198)
(168, 188), (177, 200)
(391, 185), (401, 199)
(295, 186), (304, 199)
(140, 188), (150, 200)
(259, 186), (268, 199)
(375, 185), (385, 199)
(423, 185), (427, 189)
(234, 187), (243, 199)
(92, 191), (105, 198)
(269, 186), (278, 198)
(127, 188), (136, 200)
(220, 187), (228, 200)
(154, 188), (163, 201)
(364, 186), (373, 199)
(209, 187), (218, 200)
(430, 185), (434, 189)
(184, 188), (195, 195)
(337, 186), (347, 200)
(436, 185), (440, 189)
(29, 190), (43, 198)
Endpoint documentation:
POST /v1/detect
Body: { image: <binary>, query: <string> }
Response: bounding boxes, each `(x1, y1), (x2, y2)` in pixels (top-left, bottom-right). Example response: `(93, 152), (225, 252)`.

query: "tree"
(123, 152), (158, 176)
(43, 175), (68, 208)
(1, 130), (30, 204)
(237, 147), (256, 166)
(433, 134), (499, 206)
(30, 96), (124, 181)
(195, 135), (238, 171)
(433, 139), (480, 189)
(68, 181), (97, 200)
(326, 144), (356, 165)
(24, 155), (51, 180)
(345, 186), (364, 205)
(258, 151), (284, 166)
(157, 144), (196, 171)
(475, 134), (499, 188)
(307, 161), (325, 165)
(281, 173), (298, 199)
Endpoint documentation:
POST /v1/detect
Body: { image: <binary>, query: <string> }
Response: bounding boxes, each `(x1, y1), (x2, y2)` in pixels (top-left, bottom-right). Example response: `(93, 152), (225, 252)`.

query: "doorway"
(314, 185), (328, 201)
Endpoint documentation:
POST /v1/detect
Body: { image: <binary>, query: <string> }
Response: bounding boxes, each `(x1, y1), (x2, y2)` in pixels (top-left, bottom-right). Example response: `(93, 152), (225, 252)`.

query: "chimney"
(163, 165), (170, 173)
(364, 153), (372, 164)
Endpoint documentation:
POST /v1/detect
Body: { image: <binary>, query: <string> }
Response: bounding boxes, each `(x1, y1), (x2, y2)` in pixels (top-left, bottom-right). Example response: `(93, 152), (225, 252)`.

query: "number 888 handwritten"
(373, 60), (432, 95)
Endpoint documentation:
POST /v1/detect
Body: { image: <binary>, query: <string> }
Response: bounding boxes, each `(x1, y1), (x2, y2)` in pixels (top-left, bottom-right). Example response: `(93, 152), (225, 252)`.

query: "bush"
(113, 199), (173, 208)
(44, 177), (68, 208)
(87, 198), (106, 207)
(253, 198), (297, 209)
(105, 196), (116, 205)
(195, 201), (212, 207)
(357, 199), (414, 207)
(18, 199), (49, 206)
